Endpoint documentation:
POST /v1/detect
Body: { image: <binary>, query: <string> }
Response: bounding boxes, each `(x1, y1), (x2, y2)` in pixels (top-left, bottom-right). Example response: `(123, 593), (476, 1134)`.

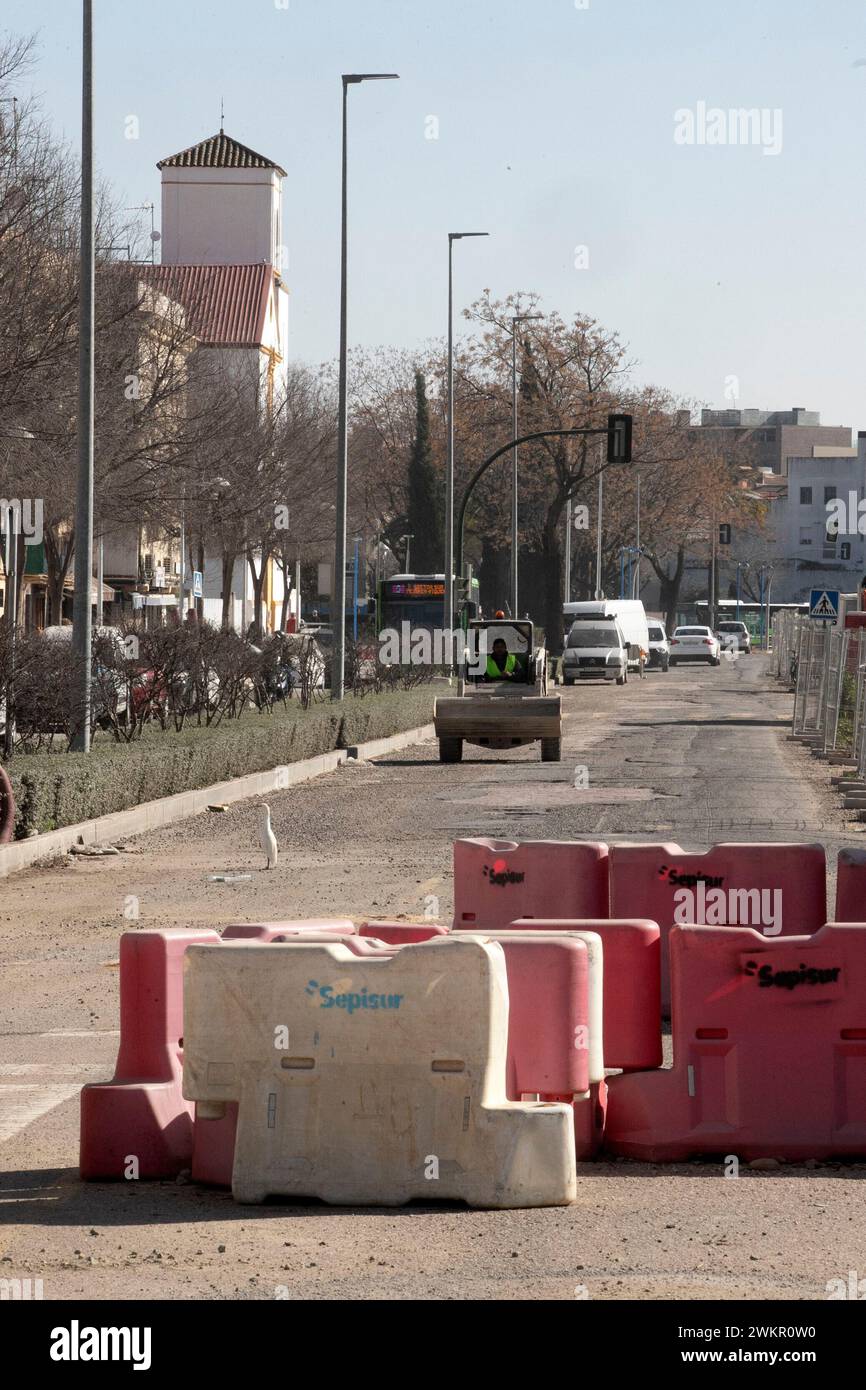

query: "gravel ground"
(1, 654), (864, 1301)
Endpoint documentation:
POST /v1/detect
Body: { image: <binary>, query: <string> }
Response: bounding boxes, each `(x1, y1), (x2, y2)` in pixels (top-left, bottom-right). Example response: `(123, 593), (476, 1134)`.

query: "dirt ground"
(1, 657), (864, 1300)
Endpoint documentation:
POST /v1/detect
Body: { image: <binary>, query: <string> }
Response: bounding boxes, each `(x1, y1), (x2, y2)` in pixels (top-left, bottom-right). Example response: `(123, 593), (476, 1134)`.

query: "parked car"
(669, 625), (721, 666)
(561, 617), (630, 685)
(646, 621), (670, 671)
(715, 619), (751, 656)
(15, 625), (131, 729)
(562, 599), (649, 673)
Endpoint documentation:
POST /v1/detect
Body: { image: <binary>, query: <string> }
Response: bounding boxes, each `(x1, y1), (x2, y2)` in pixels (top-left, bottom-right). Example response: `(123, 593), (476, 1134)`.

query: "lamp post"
(332, 72), (399, 703)
(1, 426), (34, 761)
(595, 440), (605, 599)
(510, 313), (542, 616)
(632, 469), (641, 598)
(445, 231), (488, 660)
(71, 0), (95, 751)
(564, 498), (573, 605)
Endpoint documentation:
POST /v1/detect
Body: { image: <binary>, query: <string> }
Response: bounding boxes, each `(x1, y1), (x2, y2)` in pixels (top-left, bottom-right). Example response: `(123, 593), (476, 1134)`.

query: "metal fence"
(776, 611), (866, 761)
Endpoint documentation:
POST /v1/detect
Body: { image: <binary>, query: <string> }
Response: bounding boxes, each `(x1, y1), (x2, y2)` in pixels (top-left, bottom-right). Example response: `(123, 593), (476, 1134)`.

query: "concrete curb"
(0, 721), (435, 880)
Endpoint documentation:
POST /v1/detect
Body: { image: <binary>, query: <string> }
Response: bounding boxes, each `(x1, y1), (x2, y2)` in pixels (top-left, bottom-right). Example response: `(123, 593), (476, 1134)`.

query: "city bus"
(376, 573), (480, 634)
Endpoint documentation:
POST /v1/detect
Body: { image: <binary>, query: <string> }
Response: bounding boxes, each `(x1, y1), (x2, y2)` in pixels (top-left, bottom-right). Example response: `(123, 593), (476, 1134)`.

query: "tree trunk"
(655, 545), (686, 634)
(246, 546), (270, 642)
(542, 505), (565, 651)
(221, 550), (234, 630)
(195, 540), (205, 621)
(43, 526), (74, 626)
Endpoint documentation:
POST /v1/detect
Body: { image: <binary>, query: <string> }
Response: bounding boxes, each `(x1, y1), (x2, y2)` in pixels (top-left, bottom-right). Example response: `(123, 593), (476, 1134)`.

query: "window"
(755, 429), (776, 443)
(800, 487), (812, 504)
(825, 486), (838, 504)
(799, 527), (812, 546)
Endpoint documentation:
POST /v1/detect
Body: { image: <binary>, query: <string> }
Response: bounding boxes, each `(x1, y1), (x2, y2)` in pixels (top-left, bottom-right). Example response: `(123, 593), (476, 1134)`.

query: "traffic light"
(606, 413), (633, 464)
(719, 523), (732, 546)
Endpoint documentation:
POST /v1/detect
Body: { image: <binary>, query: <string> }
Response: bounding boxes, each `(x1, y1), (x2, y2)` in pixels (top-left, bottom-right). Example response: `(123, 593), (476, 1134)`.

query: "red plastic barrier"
(80, 928), (219, 1180)
(359, 922), (450, 944)
(609, 842), (826, 1011)
(453, 838), (609, 929)
(606, 922), (866, 1161)
(834, 849), (866, 922)
(222, 920), (357, 939)
(507, 918), (662, 1072)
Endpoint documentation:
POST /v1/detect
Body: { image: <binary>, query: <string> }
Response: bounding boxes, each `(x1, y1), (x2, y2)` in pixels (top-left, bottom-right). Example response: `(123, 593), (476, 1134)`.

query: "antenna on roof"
(220, 97), (225, 134)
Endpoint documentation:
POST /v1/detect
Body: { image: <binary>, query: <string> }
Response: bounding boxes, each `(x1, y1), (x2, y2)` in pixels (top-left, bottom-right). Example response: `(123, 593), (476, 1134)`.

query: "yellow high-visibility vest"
(486, 652), (517, 678)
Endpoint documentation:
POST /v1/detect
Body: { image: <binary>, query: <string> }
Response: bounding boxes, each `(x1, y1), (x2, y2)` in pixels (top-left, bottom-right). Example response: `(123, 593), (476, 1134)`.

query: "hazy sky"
(5, 0), (865, 432)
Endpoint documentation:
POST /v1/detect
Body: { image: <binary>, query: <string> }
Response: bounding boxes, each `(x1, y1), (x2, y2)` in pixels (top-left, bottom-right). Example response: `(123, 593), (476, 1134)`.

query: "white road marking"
(41, 1030), (119, 1038)
(0, 1084), (80, 1144)
(0, 1064), (107, 1076)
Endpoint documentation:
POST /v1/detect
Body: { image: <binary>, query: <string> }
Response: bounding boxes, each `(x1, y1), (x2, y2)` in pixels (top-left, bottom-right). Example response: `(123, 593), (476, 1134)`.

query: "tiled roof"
(138, 263), (274, 347)
(157, 132), (286, 177)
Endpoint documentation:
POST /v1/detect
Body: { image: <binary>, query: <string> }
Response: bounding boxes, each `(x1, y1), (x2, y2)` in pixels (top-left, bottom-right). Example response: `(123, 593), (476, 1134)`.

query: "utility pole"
(595, 441), (604, 600)
(445, 232), (488, 663)
(332, 72), (399, 701)
(510, 312), (541, 616)
(564, 497), (572, 605)
(71, 0), (95, 752)
(633, 469), (641, 599)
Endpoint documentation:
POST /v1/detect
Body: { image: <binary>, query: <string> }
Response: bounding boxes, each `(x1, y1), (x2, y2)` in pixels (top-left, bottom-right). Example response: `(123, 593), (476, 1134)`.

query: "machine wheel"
(711, 656), (721, 667)
(661, 656), (670, 672)
(439, 737), (463, 763)
(563, 676), (574, 686)
(541, 737), (562, 762)
(616, 670), (627, 686)
(669, 659), (677, 668)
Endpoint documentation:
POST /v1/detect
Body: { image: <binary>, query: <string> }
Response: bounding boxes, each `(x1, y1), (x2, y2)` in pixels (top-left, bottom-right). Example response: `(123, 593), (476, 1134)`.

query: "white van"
(562, 615), (629, 685)
(562, 600), (650, 673)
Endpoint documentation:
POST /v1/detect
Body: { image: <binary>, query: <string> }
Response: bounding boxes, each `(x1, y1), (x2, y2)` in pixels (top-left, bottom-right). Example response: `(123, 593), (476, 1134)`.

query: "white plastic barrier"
(182, 935), (577, 1208)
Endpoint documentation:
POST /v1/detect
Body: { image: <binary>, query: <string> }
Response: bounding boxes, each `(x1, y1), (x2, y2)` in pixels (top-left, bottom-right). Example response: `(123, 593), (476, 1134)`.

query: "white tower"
(157, 131), (285, 268)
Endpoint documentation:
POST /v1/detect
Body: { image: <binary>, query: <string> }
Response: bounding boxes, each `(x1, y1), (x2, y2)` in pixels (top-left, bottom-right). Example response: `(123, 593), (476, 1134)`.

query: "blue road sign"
(810, 588), (839, 622)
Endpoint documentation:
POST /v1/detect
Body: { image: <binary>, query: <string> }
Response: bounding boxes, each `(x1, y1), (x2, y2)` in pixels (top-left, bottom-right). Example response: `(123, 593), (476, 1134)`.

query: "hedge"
(7, 688), (435, 839)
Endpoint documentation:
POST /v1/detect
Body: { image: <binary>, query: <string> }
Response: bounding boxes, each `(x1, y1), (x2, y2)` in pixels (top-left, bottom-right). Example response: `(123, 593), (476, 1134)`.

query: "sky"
(4, 0), (866, 432)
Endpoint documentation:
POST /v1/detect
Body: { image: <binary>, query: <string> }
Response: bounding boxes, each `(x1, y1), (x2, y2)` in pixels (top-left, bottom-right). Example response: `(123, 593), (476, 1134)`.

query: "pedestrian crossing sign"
(810, 588), (839, 621)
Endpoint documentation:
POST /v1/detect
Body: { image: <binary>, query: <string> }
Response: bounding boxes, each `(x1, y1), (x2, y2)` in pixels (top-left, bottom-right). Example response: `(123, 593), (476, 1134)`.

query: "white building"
(135, 130), (294, 631)
(737, 436), (866, 603)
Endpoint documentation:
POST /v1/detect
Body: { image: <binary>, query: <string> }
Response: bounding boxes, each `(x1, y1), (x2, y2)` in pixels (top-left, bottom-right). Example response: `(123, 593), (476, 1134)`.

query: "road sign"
(719, 523), (731, 546)
(192, 570), (203, 599)
(810, 588), (839, 622)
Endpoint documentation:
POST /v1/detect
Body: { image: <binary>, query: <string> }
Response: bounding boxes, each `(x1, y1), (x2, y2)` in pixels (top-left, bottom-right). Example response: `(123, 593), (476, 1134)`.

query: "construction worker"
(485, 636), (518, 681)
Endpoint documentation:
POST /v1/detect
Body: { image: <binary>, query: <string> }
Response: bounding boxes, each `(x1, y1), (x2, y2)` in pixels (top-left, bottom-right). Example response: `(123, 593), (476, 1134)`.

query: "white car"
(669, 625), (721, 666)
(646, 621), (670, 671)
(561, 619), (630, 685)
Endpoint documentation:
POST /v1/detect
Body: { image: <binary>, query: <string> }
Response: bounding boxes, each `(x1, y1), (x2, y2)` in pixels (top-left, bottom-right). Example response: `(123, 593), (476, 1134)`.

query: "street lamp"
(510, 314), (542, 616)
(1, 425), (35, 761)
(445, 231), (488, 657)
(332, 72), (399, 703)
(72, 0), (95, 751)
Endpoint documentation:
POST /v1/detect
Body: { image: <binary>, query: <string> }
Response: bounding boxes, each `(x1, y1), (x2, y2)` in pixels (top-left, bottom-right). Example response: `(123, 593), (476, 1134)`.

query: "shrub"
(7, 688), (434, 838)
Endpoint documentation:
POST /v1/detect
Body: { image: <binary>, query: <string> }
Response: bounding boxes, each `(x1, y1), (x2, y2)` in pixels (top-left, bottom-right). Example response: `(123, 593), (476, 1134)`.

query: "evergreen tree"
(406, 369), (443, 572)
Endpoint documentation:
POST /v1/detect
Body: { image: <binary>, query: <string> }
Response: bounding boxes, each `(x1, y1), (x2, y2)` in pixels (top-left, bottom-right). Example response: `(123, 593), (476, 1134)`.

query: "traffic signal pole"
(455, 415), (634, 630)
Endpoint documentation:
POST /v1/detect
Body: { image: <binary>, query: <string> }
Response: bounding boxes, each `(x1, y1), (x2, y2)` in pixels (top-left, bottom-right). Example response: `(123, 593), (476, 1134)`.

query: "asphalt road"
(1, 653), (864, 1301)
